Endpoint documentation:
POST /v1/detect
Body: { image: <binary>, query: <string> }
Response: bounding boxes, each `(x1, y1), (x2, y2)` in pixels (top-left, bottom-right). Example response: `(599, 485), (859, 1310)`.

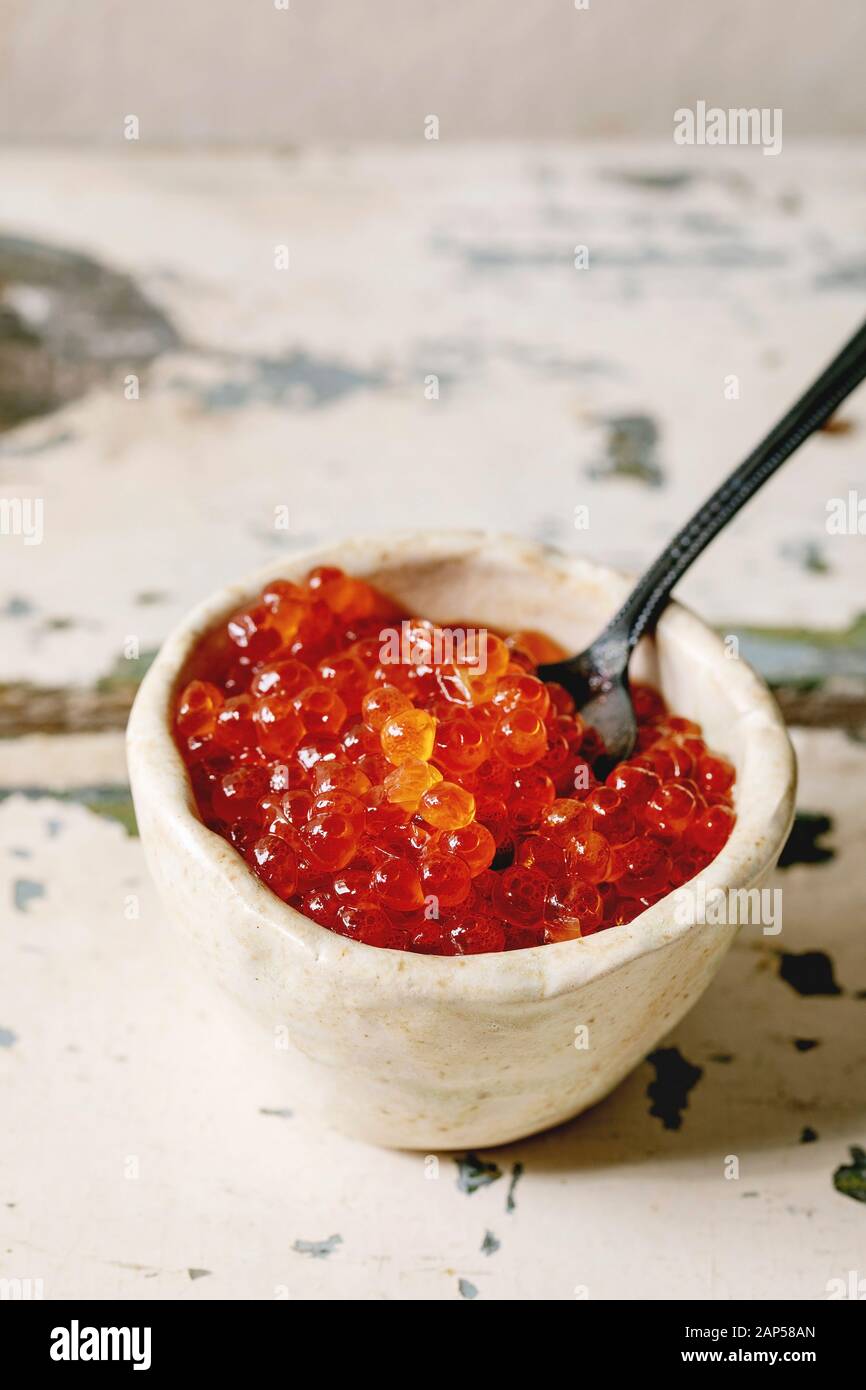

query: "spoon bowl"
(538, 646), (636, 770)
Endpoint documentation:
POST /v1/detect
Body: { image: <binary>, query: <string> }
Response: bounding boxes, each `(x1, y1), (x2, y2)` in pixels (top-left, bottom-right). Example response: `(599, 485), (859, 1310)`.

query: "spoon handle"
(607, 317), (866, 654)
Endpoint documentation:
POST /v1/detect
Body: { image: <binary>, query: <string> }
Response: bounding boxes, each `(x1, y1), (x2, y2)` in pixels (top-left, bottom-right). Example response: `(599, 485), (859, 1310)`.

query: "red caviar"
(174, 567), (737, 954)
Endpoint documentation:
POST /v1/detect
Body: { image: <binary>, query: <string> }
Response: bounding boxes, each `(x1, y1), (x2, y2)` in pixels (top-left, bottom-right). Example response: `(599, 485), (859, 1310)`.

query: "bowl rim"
(126, 530), (797, 1006)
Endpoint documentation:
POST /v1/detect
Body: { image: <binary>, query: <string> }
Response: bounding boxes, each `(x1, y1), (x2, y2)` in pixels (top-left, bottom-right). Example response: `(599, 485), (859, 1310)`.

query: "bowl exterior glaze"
(127, 533), (796, 1148)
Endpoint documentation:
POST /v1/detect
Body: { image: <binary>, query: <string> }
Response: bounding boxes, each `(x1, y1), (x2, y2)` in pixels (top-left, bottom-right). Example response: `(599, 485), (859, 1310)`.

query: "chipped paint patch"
(505, 1162), (524, 1213)
(729, 615), (866, 691)
(800, 1127), (819, 1144)
(0, 428), (75, 457)
(258, 1107), (293, 1119)
(13, 878), (44, 913)
(778, 951), (842, 997)
(0, 787), (137, 837)
(833, 1147), (866, 1203)
(1, 596), (35, 619)
(480, 1229), (500, 1256)
(793, 1039), (819, 1052)
(175, 350), (388, 412)
(603, 170), (696, 192)
(187, 1267), (211, 1280)
(456, 1153), (502, 1195)
(779, 539), (830, 575)
(458, 1277), (479, 1299)
(0, 234), (179, 430)
(292, 1234), (342, 1259)
(95, 650), (158, 694)
(778, 813), (835, 868)
(816, 262), (866, 291)
(588, 414), (664, 488)
(0, 1026), (18, 1048)
(646, 1047), (703, 1131)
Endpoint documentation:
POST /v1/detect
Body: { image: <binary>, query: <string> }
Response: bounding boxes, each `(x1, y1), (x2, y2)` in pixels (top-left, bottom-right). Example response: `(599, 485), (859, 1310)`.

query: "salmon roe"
(175, 568), (736, 954)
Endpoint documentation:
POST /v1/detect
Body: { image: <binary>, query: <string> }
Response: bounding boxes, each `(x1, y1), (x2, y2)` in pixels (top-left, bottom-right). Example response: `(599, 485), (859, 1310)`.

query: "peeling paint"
(0, 787), (138, 837)
(456, 1153), (502, 1195)
(646, 1047), (703, 1130)
(13, 878), (44, 913)
(833, 1147), (866, 1203)
(588, 414), (664, 488)
(0, 234), (179, 430)
(292, 1234), (342, 1259)
(506, 1162), (524, 1213)
(778, 813), (835, 869)
(780, 539), (830, 576)
(176, 350), (388, 412)
(778, 951), (842, 997)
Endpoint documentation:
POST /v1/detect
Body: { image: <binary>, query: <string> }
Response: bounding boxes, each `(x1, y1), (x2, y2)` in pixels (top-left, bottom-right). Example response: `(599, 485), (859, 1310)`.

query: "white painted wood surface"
(0, 145), (864, 1299)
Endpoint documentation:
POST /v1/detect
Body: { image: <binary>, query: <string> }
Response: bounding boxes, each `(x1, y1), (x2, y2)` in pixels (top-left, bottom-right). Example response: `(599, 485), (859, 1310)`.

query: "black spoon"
(538, 318), (866, 771)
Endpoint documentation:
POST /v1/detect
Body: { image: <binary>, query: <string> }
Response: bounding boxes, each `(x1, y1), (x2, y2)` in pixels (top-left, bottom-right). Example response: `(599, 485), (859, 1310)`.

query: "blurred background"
(1, 0), (864, 1303)
(0, 0), (864, 143)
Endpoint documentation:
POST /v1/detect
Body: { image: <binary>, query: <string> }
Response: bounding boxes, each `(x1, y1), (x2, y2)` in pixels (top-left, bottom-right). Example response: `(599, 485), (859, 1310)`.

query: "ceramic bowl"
(127, 532), (796, 1149)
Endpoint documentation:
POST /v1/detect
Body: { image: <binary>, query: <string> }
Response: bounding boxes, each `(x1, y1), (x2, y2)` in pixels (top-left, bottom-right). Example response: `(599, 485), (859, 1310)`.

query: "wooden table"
(1, 143), (864, 1300)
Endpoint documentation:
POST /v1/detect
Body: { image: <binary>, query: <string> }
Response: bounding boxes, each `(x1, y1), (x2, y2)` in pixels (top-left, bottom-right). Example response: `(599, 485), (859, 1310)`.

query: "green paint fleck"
(458, 1277), (479, 1299)
(833, 1146), (866, 1203)
(75, 788), (138, 836)
(0, 786), (138, 837)
(95, 649), (158, 693)
(717, 614), (866, 690)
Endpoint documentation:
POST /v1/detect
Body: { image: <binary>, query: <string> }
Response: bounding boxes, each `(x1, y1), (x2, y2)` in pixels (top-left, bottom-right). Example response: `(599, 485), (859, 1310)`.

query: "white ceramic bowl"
(127, 533), (796, 1149)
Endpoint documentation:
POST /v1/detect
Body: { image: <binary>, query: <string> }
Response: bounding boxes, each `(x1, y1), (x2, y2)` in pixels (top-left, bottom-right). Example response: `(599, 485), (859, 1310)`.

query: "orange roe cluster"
(174, 567), (737, 955)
